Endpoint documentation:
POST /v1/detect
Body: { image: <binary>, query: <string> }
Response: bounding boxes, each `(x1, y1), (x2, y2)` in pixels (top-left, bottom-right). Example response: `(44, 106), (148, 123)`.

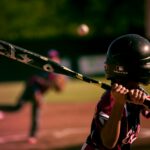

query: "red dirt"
(0, 102), (149, 150)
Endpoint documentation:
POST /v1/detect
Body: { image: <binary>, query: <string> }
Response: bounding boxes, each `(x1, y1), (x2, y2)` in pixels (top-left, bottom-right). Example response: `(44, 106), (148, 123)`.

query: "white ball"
(77, 24), (89, 36)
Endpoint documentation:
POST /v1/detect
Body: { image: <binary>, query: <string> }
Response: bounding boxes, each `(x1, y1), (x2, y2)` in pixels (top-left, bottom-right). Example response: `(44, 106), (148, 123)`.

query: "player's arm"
(52, 74), (67, 92)
(100, 84), (127, 149)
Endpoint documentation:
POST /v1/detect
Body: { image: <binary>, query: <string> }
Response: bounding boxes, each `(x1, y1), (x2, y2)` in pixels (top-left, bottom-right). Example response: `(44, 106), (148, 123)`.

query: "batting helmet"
(105, 34), (150, 84)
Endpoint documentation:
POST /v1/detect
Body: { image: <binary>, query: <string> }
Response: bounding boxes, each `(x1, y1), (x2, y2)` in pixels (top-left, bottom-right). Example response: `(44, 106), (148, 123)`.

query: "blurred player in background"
(0, 49), (67, 144)
(81, 34), (150, 150)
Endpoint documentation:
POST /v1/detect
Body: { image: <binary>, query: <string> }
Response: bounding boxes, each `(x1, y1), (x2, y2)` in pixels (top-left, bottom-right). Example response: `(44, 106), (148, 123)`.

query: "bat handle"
(101, 83), (111, 90)
(126, 93), (150, 110)
(127, 96), (150, 110)
(101, 83), (150, 110)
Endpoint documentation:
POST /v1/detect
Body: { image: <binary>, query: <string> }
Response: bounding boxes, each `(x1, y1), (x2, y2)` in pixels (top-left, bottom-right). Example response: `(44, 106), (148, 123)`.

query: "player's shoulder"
(101, 91), (112, 103)
(97, 91), (114, 110)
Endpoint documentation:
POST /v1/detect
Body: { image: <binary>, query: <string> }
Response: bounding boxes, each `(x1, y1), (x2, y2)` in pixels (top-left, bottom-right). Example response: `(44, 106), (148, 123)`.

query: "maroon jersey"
(27, 72), (56, 93)
(20, 72), (59, 101)
(82, 90), (150, 150)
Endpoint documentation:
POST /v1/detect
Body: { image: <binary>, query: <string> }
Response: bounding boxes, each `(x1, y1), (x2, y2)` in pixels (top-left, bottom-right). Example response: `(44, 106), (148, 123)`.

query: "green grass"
(45, 78), (107, 103)
(0, 77), (108, 104)
(0, 77), (149, 104)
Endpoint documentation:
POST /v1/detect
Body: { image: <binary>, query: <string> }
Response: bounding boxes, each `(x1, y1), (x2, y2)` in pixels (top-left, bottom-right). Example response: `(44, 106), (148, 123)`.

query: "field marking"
(0, 127), (149, 144)
(0, 134), (26, 143)
(52, 127), (88, 138)
(0, 127), (88, 144)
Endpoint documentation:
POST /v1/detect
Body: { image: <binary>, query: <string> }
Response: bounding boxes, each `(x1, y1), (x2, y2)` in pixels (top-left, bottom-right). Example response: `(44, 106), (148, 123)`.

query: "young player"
(0, 49), (67, 144)
(81, 34), (150, 150)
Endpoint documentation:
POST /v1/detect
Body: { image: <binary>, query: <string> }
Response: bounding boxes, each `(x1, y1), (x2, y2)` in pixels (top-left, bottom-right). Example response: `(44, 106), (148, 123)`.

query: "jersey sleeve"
(86, 91), (115, 148)
(95, 91), (114, 127)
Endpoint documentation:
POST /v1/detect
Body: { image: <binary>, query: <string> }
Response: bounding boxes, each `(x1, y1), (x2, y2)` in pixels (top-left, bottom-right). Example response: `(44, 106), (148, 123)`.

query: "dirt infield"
(0, 102), (149, 150)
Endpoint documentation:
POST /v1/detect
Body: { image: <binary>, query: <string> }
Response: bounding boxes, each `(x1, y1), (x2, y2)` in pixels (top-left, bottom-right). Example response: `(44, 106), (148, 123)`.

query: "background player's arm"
(52, 74), (67, 92)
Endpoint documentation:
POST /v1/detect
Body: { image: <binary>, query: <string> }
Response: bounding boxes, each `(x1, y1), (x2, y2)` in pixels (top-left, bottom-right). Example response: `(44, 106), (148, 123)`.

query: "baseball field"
(0, 77), (149, 150)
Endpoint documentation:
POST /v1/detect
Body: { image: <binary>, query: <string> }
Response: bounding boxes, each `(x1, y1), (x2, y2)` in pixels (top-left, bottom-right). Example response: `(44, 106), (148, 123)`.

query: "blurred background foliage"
(0, 0), (145, 40)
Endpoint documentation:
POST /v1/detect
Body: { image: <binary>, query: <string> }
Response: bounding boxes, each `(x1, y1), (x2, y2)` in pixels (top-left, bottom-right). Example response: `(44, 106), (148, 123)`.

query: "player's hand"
(53, 75), (67, 92)
(128, 89), (147, 105)
(111, 83), (129, 106)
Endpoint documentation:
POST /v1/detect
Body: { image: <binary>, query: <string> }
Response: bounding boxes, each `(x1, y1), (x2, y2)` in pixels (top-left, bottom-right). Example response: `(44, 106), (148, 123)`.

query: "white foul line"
(52, 127), (88, 138)
(0, 127), (149, 144)
(0, 127), (88, 144)
(0, 134), (27, 143)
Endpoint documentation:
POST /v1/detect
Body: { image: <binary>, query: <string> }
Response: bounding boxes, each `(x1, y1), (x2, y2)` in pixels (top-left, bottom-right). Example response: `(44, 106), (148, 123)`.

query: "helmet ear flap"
(104, 64), (128, 80)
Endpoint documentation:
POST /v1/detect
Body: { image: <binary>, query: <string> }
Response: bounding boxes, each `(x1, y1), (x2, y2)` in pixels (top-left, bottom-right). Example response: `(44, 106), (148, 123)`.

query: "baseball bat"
(0, 40), (110, 89)
(0, 40), (149, 110)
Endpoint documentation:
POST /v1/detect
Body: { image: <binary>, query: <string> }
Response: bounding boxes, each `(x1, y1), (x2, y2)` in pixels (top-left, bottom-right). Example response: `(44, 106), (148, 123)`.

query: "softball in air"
(77, 24), (89, 36)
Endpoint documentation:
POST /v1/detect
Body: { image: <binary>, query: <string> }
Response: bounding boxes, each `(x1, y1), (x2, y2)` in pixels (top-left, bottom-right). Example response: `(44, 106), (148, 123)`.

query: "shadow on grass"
(53, 144), (82, 150)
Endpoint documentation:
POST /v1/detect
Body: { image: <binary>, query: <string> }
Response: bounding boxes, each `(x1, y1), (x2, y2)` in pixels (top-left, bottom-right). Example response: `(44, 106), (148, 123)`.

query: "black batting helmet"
(105, 34), (150, 84)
